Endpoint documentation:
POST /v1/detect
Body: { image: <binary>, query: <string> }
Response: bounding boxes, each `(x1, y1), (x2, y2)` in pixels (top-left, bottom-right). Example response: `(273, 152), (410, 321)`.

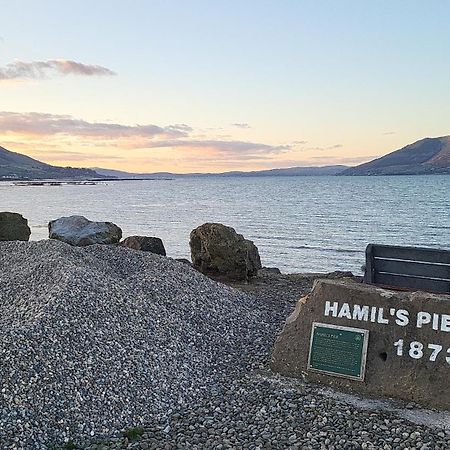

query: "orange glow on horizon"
(0, 132), (379, 173)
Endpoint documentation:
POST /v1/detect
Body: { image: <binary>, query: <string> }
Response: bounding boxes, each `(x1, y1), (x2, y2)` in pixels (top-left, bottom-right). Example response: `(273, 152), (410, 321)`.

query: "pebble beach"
(89, 272), (450, 450)
(0, 241), (449, 449)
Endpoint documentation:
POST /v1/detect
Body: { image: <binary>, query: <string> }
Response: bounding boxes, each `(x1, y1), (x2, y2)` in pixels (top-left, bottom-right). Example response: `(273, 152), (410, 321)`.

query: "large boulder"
(48, 215), (122, 246)
(271, 278), (450, 410)
(0, 212), (31, 241)
(119, 236), (166, 256)
(190, 223), (261, 280)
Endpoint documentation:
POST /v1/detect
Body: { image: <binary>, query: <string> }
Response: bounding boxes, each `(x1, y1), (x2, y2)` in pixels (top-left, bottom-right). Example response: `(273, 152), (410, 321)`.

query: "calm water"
(1, 176), (449, 273)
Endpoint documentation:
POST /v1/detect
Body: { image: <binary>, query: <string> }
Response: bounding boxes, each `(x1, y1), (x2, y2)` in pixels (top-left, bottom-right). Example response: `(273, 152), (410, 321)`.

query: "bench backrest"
(364, 244), (450, 294)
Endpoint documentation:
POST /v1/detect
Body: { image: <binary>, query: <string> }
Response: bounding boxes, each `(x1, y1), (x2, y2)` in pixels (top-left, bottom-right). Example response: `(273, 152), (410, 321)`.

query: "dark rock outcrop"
(190, 223), (261, 280)
(0, 212), (31, 241)
(48, 215), (122, 246)
(119, 236), (166, 256)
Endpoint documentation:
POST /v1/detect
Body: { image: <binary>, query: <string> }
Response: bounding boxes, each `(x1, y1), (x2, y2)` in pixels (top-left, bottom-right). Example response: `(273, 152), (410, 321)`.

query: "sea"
(1, 175), (449, 274)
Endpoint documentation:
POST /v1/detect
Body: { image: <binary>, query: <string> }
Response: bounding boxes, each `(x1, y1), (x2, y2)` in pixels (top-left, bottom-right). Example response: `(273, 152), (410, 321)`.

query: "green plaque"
(308, 322), (369, 381)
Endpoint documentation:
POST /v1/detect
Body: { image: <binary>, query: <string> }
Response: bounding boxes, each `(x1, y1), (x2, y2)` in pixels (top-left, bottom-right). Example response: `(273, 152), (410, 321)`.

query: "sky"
(0, 0), (449, 173)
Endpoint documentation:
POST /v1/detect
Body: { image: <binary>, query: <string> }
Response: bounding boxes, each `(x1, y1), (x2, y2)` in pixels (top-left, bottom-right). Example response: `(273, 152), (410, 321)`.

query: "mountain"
(5, 135), (450, 180)
(0, 146), (347, 180)
(90, 168), (175, 179)
(342, 136), (450, 176)
(93, 165), (349, 179)
(0, 145), (105, 180)
(209, 165), (348, 177)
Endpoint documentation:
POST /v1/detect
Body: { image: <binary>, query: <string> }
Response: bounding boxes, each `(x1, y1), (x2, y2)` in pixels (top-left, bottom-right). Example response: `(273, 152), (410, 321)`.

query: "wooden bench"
(363, 244), (450, 294)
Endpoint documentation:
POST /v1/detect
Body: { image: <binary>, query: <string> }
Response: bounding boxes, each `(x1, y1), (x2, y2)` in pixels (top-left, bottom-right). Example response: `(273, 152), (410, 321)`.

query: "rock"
(189, 223), (262, 281)
(325, 270), (354, 279)
(48, 215), (122, 246)
(120, 236), (166, 256)
(271, 278), (450, 410)
(245, 240), (262, 276)
(258, 267), (282, 275)
(176, 258), (192, 266)
(0, 212), (31, 241)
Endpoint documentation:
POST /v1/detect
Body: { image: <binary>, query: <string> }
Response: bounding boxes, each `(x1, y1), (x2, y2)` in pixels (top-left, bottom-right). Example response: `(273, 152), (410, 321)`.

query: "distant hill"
(93, 165), (349, 179)
(342, 136), (450, 176)
(91, 167), (175, 179)
(0, 145), (105, 180)
(8, 135), (450, 180)
(211, 165), (348, 177)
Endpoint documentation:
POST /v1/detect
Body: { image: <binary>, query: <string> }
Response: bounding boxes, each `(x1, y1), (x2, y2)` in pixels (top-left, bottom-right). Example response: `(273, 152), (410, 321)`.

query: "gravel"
(86, 375), (450, 450)
(1, 241), (448, 449)
(0, 240), (279, 449)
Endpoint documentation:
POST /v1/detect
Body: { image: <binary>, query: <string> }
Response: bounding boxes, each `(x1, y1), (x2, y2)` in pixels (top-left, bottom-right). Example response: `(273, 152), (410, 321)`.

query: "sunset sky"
(1, 1), (449, 173)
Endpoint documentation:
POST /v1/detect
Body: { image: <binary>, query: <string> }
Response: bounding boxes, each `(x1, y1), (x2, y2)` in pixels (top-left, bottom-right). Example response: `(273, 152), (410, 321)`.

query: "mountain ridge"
(2, 135), (450, 180)
(342, 136), (450, 175)
(92, 165), (349, 179)
(0, 145), (104, 180)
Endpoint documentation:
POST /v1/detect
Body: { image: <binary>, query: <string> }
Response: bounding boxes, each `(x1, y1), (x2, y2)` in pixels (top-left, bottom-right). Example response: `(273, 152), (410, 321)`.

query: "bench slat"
(364, 244), (450, 294)
(372, 245), (450, 265)
(375, 272), (450, 294)
(374, 258), (450, 281)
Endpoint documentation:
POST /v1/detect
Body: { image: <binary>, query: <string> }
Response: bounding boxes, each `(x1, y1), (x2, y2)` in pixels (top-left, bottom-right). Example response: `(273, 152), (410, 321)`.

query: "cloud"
(231, 123), (251, 129)
(0, 111), (287, 157)
(140, 139), (290, 155)
(0, 112), (190, 139)
(0, 59), (115, 81)
(30, 150), (124, 162)
(306, 143), (343, 151)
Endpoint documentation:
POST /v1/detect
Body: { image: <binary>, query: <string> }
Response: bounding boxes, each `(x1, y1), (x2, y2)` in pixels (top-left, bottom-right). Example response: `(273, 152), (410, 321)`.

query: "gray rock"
(48, 215), (122, 246)
(189, 223), (262, 281)
(325, 270), (354, 279)
(0, 212), (31, 241)
(119, 236), (166, 256)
